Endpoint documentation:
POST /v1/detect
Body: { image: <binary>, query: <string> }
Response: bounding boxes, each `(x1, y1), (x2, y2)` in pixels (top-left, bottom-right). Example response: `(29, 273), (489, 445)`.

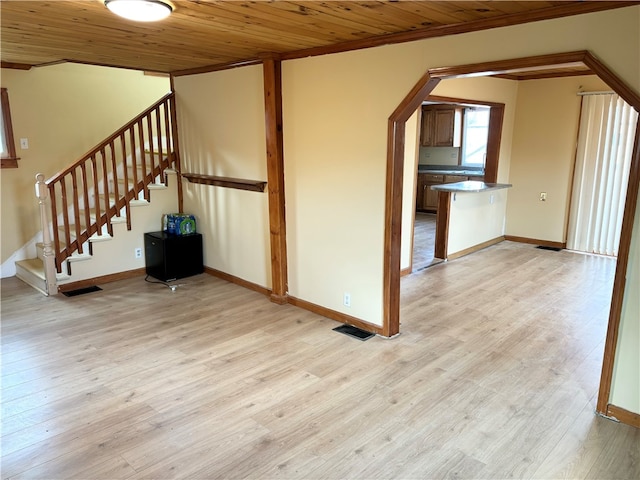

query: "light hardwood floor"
(412, 213), (442, 271)
(1, 241), (639, 479)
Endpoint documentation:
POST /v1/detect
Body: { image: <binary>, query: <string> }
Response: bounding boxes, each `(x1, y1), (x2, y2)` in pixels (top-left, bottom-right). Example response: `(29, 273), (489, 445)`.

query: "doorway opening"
(382, 51), (640, 420)
(408, 95), (504, 273)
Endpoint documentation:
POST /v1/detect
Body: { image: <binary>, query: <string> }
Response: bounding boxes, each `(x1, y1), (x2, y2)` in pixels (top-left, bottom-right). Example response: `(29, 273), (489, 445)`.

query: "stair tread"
(107, 197), (149, 206)
(89, 233), (113, 242)
(16, 258), (70, 282)
(116, 180), (166, 190)
(16, 258), (45, 276)
(68, 252), (93, 262)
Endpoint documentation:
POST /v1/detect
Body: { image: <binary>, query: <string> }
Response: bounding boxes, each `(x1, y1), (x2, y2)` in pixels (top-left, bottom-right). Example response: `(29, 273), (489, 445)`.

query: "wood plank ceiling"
(0, 1), (634, 75)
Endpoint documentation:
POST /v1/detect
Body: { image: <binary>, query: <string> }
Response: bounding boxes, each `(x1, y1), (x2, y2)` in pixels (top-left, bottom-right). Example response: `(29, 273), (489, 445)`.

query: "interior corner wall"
(505, 75), (610, 243)
(174, 65), (271, 289)
(0, 64), (170, 272)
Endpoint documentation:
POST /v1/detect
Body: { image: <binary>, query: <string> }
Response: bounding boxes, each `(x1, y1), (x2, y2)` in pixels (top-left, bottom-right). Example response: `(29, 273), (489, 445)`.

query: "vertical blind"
(567, 93), (638, 256)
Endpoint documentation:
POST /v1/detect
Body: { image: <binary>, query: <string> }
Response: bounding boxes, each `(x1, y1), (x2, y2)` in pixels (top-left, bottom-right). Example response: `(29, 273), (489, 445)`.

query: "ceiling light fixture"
(104, 0), (173, 22)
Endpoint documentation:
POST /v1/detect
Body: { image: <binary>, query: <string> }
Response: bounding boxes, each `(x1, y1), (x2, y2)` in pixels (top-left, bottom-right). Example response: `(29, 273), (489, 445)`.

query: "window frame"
(1, 87), (19, 168)
(460, 106), (491, 168)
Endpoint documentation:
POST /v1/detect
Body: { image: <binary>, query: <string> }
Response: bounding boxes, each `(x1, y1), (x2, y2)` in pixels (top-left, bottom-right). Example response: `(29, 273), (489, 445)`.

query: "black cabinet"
(144, 231), (203, 282)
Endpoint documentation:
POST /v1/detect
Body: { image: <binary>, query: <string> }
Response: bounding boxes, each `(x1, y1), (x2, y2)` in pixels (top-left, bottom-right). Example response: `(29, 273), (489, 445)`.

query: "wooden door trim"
(383, 51), (640, 420)
(580, 52), (640, 415)
(597, 124), (640, 414)
(484, 106), (504, 184)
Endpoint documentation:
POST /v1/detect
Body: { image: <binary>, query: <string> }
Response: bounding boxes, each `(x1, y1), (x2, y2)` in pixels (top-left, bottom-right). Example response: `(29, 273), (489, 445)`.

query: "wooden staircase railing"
(43, 92), (181, 275)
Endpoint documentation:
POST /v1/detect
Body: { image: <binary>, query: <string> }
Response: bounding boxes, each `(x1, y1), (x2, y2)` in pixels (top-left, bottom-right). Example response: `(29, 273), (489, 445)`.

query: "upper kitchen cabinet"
(420, 105), (462, 147)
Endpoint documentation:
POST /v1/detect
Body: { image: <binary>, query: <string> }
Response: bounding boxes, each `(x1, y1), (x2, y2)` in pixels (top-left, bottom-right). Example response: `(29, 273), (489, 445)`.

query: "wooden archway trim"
(575, 52), (640, 416)
(383, 51), (640, 417)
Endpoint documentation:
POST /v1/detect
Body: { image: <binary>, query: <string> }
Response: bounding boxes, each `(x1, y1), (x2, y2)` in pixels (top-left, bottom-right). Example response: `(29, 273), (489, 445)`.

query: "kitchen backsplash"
(419, 146), (460, 166)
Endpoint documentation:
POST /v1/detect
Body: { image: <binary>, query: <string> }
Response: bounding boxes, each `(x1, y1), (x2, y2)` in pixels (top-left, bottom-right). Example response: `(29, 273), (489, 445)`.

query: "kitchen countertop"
(431, 180), (512, 193)
(417, 167), (485, 177)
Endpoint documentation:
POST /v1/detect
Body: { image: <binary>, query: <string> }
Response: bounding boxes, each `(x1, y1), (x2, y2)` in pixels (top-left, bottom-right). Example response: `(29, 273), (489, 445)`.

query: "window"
(1, 88), (19, 168)
(461, 107), (490, 167)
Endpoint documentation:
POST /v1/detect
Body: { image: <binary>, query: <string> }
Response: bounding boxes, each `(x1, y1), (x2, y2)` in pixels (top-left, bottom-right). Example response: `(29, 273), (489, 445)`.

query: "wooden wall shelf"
(182, 173), (267, 192)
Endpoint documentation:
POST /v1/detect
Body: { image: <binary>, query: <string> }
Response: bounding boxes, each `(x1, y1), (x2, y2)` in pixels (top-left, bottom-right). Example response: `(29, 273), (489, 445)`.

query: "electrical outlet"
(135, 247), (142, 259)
(343, 292), (351, 308)
(540, 192), (547, 202)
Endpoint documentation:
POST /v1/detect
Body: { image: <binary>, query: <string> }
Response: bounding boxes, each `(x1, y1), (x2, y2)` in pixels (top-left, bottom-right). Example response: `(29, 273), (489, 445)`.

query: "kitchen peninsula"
(430, 180), (512, 260)
(431, 180), (512, 194)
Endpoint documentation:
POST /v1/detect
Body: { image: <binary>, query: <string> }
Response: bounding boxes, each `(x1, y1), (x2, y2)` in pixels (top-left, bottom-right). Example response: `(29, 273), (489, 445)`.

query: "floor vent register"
(61, 286), (103, 297)
(536, 245), (563, 252)
(333, 324), (375, 341)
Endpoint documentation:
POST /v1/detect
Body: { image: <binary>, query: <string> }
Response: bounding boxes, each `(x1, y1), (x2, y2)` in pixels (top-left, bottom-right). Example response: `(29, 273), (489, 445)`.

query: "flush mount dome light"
(104, 0), (173, 22)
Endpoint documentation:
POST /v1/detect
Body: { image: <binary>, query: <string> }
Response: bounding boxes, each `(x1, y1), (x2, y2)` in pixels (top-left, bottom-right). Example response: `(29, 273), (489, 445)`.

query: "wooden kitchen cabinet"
(424, 183), (439, 209)
(417, 173), (473, 212)
(420, 109), (435, 146)
(416, 174), (427, 211)
(420, 106), (462, 147)
(444, 174), (468, 184)
(416, 173), (444, 212)
(433, 109), (456, 146)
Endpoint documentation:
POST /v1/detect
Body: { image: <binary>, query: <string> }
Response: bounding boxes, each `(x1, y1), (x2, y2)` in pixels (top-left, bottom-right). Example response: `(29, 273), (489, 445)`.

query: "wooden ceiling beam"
(0, 61), (32, 70)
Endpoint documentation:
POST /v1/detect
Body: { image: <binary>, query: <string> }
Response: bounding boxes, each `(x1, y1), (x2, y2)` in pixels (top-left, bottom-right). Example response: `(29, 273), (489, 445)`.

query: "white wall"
(175, 65), (271, 288)
(283, 46), (415, 325)
(506, 75), (609, 243)
(447, 188), (509, 256)
(401, 110), (420, 271)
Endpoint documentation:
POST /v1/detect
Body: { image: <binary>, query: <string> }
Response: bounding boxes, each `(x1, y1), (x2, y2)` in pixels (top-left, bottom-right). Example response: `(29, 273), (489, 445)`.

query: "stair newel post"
(35, 173), (58, 295)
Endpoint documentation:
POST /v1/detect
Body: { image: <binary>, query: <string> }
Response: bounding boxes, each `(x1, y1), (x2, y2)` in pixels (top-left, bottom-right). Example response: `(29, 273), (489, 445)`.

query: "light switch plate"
(20, 138), (29, 149)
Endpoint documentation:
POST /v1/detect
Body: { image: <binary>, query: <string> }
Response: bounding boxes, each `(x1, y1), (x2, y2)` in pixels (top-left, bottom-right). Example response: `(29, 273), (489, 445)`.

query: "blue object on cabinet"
(163, 213), (196, 235)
